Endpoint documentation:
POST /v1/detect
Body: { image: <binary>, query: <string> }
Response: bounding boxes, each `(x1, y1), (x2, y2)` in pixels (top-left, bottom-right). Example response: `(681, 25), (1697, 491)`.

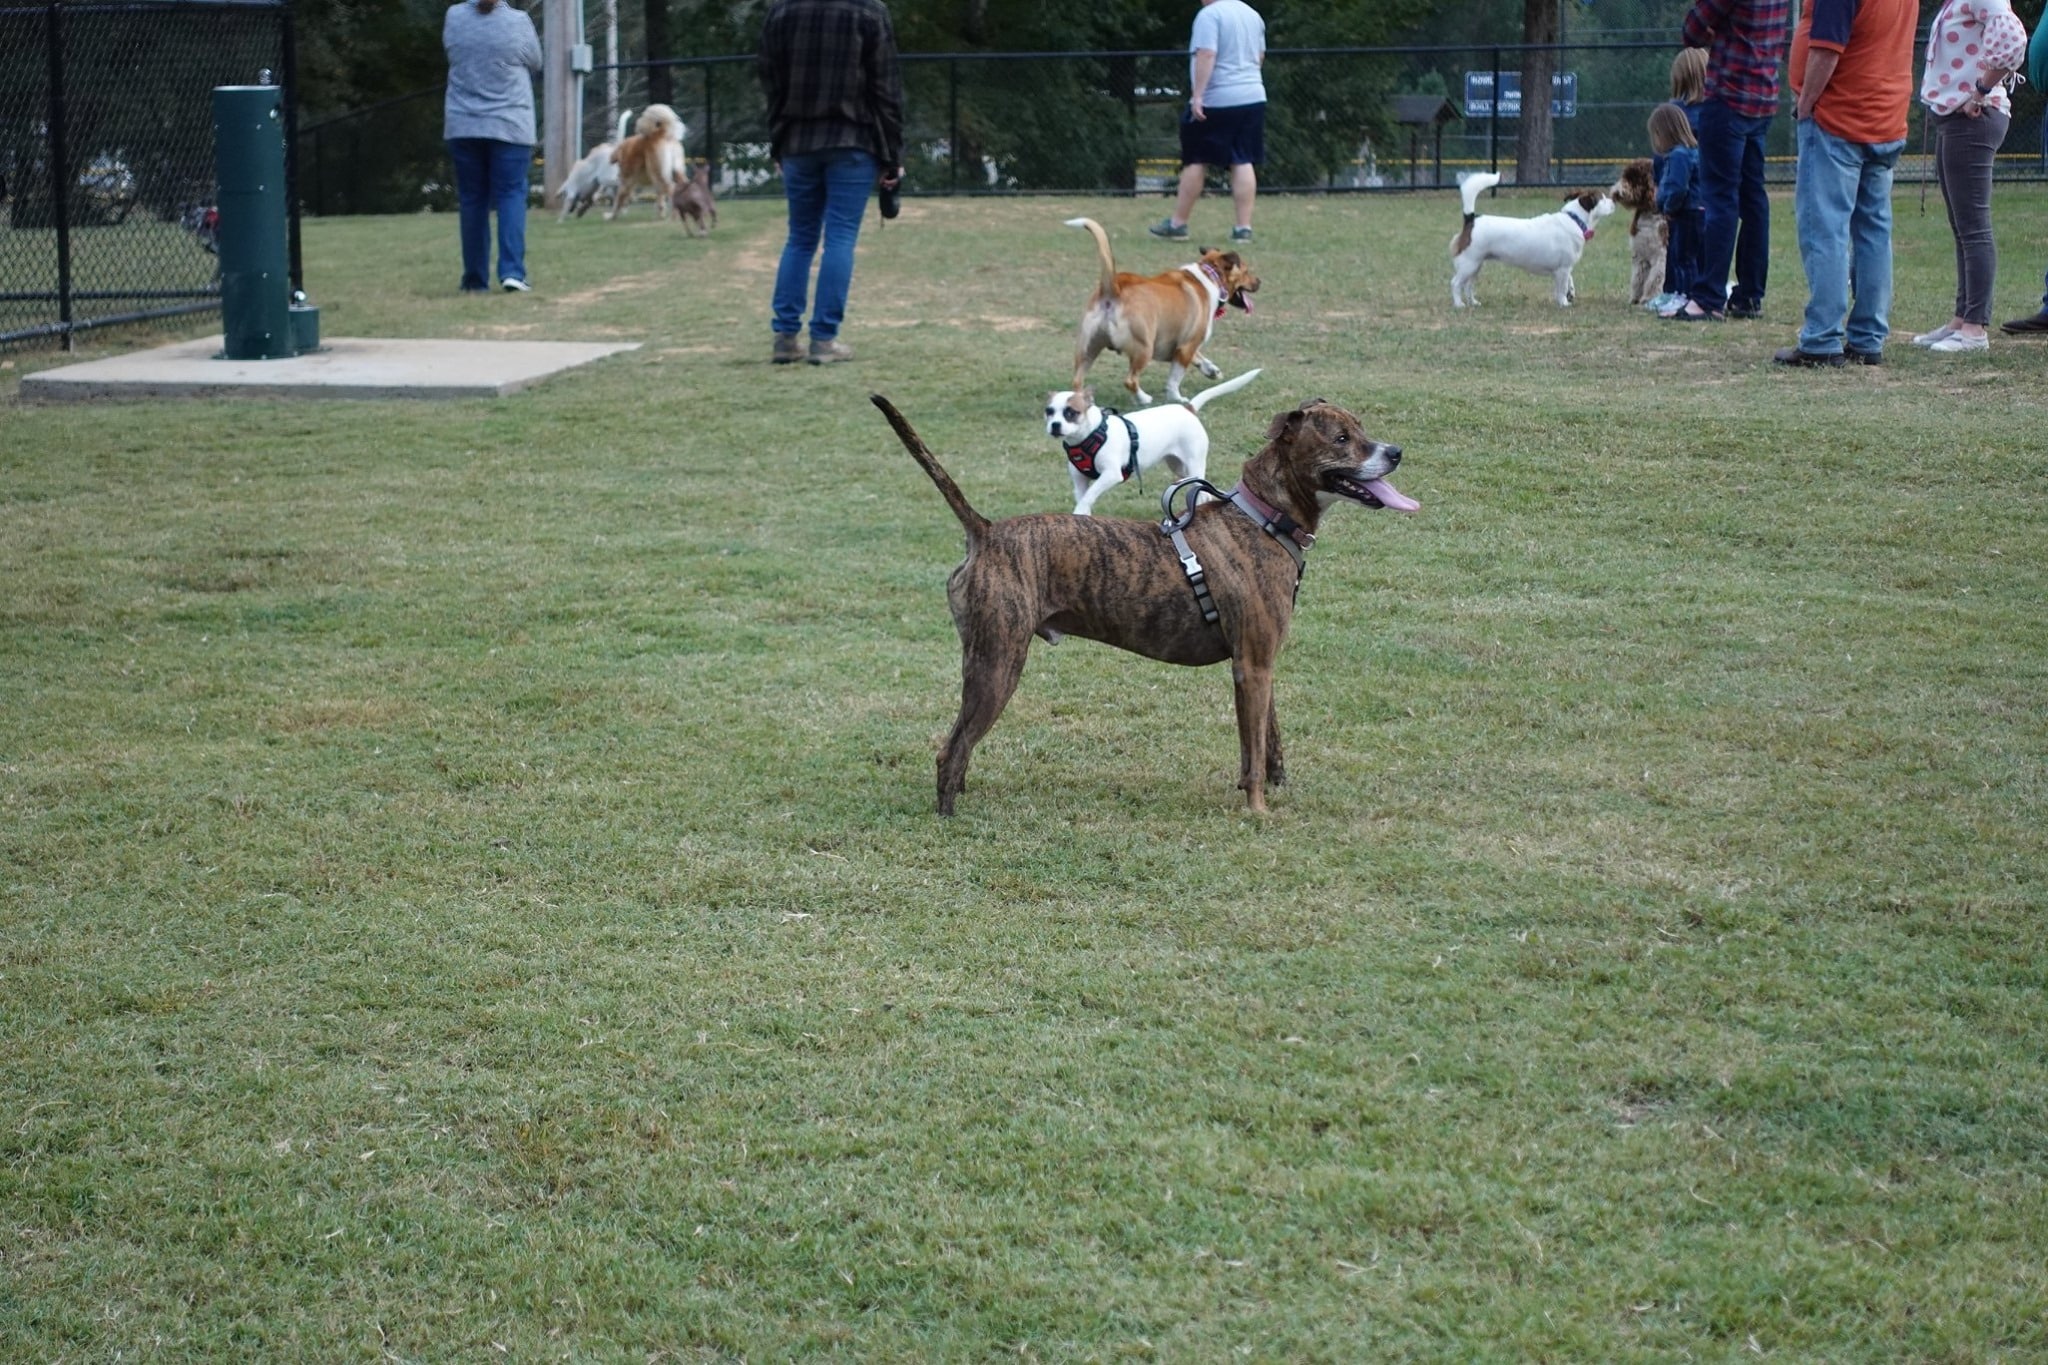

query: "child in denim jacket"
(1651, 103), (1705, 319)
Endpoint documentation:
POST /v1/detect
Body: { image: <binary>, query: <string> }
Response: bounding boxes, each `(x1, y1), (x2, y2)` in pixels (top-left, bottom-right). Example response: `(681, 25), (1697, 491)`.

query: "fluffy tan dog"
(605, 104), (685, 220)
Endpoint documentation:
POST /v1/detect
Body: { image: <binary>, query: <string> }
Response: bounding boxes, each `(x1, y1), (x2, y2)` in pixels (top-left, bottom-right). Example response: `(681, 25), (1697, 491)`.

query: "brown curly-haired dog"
(1608, 159), (1667, 306)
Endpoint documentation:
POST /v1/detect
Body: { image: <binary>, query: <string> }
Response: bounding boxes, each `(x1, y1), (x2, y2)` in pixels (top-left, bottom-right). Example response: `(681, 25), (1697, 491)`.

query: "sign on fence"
(1462, 71), (1578, 119)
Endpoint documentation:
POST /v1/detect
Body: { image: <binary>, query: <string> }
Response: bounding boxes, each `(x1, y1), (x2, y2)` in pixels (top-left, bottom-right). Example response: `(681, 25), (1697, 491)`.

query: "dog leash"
(1158, 477), (1313, 626)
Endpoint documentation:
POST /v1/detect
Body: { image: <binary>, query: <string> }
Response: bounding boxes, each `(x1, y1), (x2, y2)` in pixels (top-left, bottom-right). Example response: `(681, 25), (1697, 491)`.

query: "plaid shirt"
(1682, 0), (1792, 118)
(757, 0), (903, 167)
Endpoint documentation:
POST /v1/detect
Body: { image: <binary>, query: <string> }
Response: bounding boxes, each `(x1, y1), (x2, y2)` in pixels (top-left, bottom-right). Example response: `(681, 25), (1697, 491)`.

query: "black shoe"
(1773, 346), (1846, 368)
(1845, 349), (1883, 366)
(2000, 309), (2048, 335)
(1725, 302), (1763, 320)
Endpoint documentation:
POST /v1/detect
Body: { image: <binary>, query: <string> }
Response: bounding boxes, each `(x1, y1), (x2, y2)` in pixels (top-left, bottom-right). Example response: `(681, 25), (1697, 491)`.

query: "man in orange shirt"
(1773, 0), (1918, 366)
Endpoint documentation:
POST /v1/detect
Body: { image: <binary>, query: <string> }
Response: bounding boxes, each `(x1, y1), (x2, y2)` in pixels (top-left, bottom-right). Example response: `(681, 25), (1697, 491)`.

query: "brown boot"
(772, 332), (803, 364)
(807, 337), (854, 365)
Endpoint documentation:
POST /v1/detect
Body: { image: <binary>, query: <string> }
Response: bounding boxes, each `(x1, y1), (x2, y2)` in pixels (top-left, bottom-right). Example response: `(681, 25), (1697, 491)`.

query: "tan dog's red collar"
(1188, 260), (1230, 319)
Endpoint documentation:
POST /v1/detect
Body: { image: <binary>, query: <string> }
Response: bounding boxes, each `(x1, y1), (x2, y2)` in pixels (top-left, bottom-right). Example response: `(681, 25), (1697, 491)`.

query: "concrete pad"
(18, 335), (639, 402)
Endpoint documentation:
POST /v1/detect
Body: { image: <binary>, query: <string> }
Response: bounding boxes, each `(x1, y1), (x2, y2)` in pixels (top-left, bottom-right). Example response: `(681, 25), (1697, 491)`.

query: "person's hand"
(881, 166), (903, 188)
(1190, 97), (1206, 121)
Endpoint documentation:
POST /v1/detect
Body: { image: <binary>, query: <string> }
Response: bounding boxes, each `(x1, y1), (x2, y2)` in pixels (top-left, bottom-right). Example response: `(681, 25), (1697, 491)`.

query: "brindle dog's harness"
(1158, 477), (1315, 626)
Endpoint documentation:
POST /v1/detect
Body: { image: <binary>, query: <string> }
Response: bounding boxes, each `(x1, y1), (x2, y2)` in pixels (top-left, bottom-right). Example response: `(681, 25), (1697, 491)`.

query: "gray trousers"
(1932, 108), (2010, 325)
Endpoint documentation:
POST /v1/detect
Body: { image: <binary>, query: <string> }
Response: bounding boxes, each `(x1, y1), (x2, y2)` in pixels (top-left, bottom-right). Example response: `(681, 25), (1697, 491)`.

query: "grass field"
(4, 184), (2047, 1361)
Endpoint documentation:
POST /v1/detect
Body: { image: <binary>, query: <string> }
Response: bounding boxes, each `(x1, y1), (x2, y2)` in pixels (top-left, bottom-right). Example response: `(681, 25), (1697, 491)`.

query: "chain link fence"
(298, 39), (2048, 220)
(1, 0), (292, 350)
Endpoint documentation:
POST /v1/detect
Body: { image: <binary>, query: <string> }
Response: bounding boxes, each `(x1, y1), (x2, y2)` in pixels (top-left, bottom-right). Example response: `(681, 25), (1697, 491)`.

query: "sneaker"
(1911, 324), (1957, 347)
(500, 277), (530, 292)
(1643, 292), (1675, 312)
(1147, 217), (1188, 240)
(1724, 303), (1763, 320)
(772, 332), (803, 365)
(1229, 226), (1253, 244)
(1928, 331), (1988, 353)
(807, 337), (854, 365)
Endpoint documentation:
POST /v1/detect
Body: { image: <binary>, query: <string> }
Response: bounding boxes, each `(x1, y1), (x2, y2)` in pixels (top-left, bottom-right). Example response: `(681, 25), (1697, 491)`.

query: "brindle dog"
(872, 394), (1416, 815)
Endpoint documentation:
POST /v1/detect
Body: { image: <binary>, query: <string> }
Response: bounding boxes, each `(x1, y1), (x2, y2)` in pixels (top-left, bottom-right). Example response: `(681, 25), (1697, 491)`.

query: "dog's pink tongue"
(1367, 478), (1419, 512)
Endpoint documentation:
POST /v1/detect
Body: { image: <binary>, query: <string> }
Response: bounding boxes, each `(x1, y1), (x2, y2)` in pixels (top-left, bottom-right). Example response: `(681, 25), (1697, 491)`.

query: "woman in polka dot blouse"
(1909, 0), (2031, 353)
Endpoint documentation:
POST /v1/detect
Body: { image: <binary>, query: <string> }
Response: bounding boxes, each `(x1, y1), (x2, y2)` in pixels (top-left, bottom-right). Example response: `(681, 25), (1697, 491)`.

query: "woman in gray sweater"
(443, 0), (541, 291)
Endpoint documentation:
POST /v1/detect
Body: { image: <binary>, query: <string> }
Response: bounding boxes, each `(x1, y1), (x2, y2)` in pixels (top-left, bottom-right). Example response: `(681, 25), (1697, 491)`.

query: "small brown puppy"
(1607, 158), (1667, 306)
(1064, 216), (1258, 407)
(606, 104), (684, 220)
(670, 162), (716, 236)
(872, 392), (1416, 815)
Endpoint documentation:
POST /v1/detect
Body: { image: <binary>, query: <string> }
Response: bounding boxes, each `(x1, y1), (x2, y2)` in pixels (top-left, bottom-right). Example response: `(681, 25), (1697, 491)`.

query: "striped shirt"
(757, 0), (904, 166)
(1681, 0), (1792, 119)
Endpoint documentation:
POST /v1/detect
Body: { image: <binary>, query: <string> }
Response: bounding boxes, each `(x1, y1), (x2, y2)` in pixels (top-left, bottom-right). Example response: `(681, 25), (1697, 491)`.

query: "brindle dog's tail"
(871, 395), (991, 539)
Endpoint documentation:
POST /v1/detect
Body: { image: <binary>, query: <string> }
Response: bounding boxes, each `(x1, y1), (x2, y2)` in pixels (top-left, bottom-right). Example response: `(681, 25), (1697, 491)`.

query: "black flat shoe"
(1773, 347), (1846, 368)
(2000, 310), (2048, 334)
(1846, 349), (1883, 365)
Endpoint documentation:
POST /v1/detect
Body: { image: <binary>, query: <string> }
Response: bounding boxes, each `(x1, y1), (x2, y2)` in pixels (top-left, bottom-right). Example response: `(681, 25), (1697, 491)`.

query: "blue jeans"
(448, 138), (530, 290)
(772, 147), (877, 342)
(1793, 119), (1904, 356)
(1691, 98), (1774, 314)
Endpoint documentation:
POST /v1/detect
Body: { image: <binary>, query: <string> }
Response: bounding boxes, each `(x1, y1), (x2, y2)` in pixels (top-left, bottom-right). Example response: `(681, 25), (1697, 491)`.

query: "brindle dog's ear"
(1266, 407), (1304, 441)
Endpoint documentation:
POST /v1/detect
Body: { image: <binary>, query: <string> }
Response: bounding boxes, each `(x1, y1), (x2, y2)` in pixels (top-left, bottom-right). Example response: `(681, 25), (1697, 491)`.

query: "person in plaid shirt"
(758, 0), (904, 365)
(1673, 0), (1790, 322)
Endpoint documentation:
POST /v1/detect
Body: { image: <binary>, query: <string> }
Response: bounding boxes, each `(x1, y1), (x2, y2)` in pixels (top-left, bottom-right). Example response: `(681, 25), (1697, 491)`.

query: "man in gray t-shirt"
(443, 0), (541, 291)
(1149, 0), (1267, 245)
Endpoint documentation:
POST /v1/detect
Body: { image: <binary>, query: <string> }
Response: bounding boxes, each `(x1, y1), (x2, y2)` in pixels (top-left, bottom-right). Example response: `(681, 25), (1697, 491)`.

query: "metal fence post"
(1488, 46), (1500, 181)
(949, 57), (959, 194)
(704, 59), (717, 179)
(44, 0), (74, 348)
(281, 0), (302, 294)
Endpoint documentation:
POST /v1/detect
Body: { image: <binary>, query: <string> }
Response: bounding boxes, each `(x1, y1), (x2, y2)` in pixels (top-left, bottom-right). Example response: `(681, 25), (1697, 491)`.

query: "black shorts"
(1178, 101), (1266, 168)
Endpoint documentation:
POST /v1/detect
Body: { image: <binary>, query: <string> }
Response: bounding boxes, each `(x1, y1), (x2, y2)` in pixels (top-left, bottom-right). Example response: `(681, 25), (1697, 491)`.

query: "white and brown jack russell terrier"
(1044, 368), (1262, 516)
(1449, 170), (1613, 308)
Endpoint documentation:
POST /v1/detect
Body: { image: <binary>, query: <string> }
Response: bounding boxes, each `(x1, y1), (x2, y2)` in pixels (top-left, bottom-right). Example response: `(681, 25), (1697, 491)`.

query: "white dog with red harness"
(1044, 368), (1261, 516)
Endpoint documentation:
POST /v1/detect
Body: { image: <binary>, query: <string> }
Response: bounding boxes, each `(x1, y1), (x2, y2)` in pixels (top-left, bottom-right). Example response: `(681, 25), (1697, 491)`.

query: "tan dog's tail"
(871, 395), (990, 540)
(1064, 217), (1119, 300)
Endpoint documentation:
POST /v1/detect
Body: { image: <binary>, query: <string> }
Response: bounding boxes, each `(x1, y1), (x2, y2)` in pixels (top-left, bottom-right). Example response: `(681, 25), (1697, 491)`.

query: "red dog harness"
(1063, 411), (1140, 483)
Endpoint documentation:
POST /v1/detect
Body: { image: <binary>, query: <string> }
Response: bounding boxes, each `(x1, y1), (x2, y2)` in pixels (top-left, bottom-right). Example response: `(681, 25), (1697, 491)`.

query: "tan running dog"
(872, 393), (1417, 815)
(606, 104), (686, 220)
(1064, 216), (1258, 407)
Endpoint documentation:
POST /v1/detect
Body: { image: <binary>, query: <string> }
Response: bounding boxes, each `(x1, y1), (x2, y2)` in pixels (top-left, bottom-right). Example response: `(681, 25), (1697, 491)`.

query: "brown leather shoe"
(772, 332), (803, 364)
(2000, 310), (2048, 335)
(807, 338), (854, 365)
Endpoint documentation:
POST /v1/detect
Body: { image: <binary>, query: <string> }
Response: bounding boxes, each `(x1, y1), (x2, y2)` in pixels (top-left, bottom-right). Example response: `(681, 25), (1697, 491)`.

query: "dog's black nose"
(1381, 444), (1402, 468)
